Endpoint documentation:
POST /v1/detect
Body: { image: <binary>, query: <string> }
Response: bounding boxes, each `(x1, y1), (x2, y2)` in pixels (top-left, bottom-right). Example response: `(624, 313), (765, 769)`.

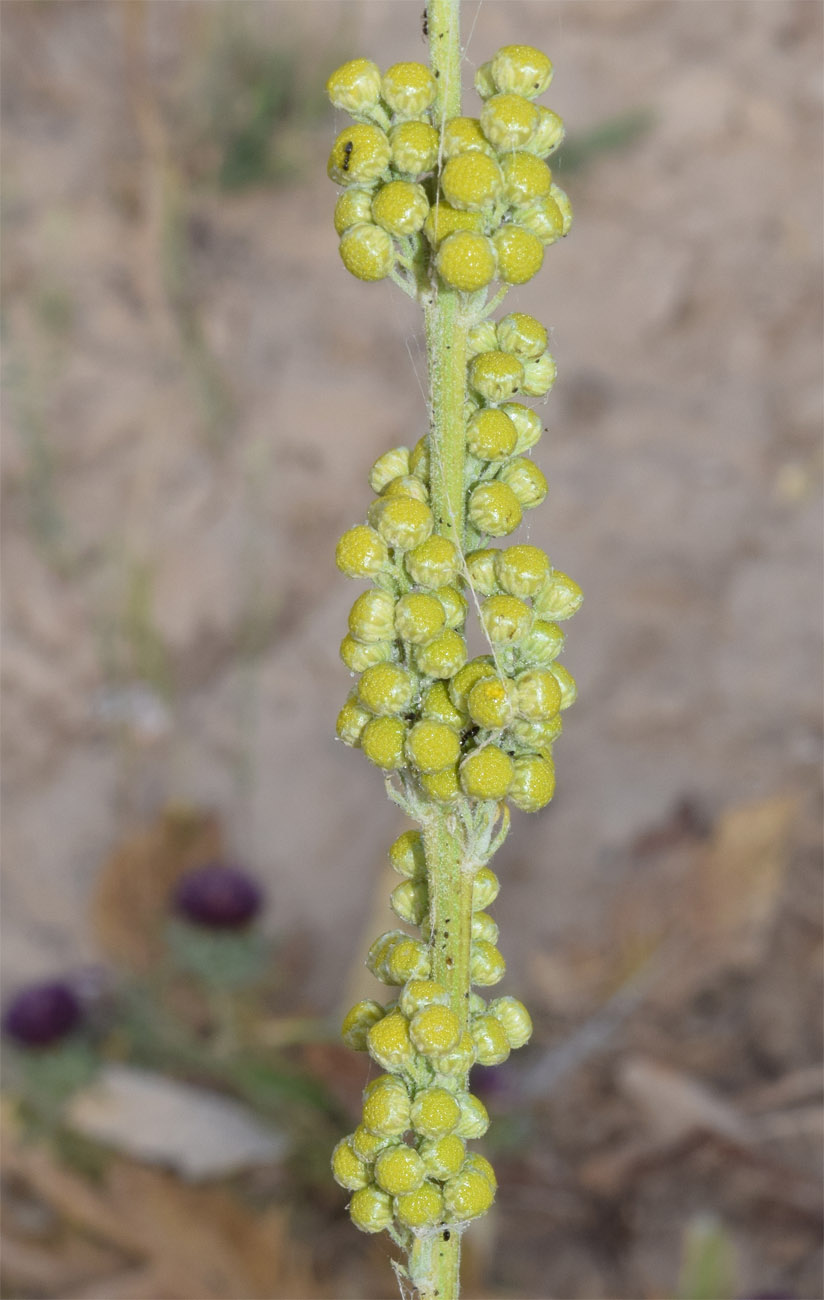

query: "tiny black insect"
(422, 8), (428, 38)
(342, 141), (353, 172)
(443, 1230), (451, 1242)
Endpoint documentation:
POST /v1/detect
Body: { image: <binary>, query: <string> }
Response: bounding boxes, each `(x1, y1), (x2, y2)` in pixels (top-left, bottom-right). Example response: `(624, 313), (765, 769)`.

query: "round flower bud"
(480, 594), (533, 645)
(466, 408), (518, 461)
(406, 720), (461, 774)
(519, 619), (564, 664)
(358, 663), (416, 715)
(463, 1153), (498, 1192)
(371, 496), (434, 551)
(411, 1087), (461, 1139)
(336, 693), (372, 746)
(328, 124), (391, 186)
(420, 764), (461, 804)
(435, 1029), (476, 1076)
(471, 939), (507, 986)
(489, 995), (533, 1049)
(423, 202), (483, 247)
(549, 662), (577, 710)
(490, 44), (553, 98)
(385, 938), (432, 986)
(370, 446), (410, 493)
(441, 117), (496, 158)
(502, 402), (542, 453)
(492, 224), (544, 284)
(351, 1123), (397, 1162)
(395, 1182), (444, 1229)
(496, 312), (548, 360)
(550, 182), (573, 234)
(349, 1185), (394, 1234)
(374, 1144), (426, 1195)
(389, 829), (426, 880)
(332, 1137), (371, 1190)
(472, 867), (500, 911)
(441, 153), (503, 212)
(500, 152), (552, 207)
(394, 592), (446, 645)
(471, 911), (499, 944)
(471, 1014), (511, 1066)
(361, 715), (407, 769)
(533, 571), (584, 621)
(436, 232), (497, 293)
(515, 668), (563, 721)
(469, 351), (525, 404)
(390, 878), (429, 927)
(494, 544), (550, 598)
(339, 223), (394, 282)
(514, 193), (564, 244)
(409, 1004), (461, 1058)
(454, 1091), (490, 1140)
(381, 473), (429, 503)
(326, 59), (382, 114)
(467, 676), (516, 730)
(372, 179), (429, 236)
(340, 635), (394, 673)
(349, 589), (396, 644)
(405, 535), (460, 589)
(524, 109), (566, 159)
(389, 120), (439, 175)
(336, 524), (390, 579)
(469, 993), (488, 1018)
(342, 999), (386, 1051)
(419, 1134), (466, 1180)
(509, 715), (562, 752)
(499, 458), (548, 509)
(367, 1009), (416, 1070)
(449, 656), (496, 711)
(521, 351), (557, 397)
(467, 320), (499, 357)
(409, 436), (429, 479)
(460, 745), (514, 801)
(381, 62), (436, 118)
(334, 188), (375, 235)
(436, 586), (468, 630)
(509, 753), (556, 811)
(421, 681), (466, 729)
(366, 930), (403, 976)
(465, 550), (501, 597)
(474, 62), (497, 99)
(362, 1074), (411, 1136)
(481, 93), (539, 152)
(415, 630), (467, 679)
(468, 482), (522, 537)
(400, 979), (450, 1018)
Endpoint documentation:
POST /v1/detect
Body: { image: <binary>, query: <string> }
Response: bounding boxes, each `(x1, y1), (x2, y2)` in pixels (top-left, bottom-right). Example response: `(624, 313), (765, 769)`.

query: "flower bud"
(421, 680), (466, 729)
(381, 473), (428, 503)
(509, 752), (556, 811)
(466, 408), (518, 461)
(500, 152), (552, 207)
(336, 524), (390, 578)
(494, 544), (550, 598)
(442, 116), (496, 157)
(423, 203), (483, 247)
(369, 446), (410, 492)
(524, 108), (566, 159)
(349, 1185), (394, 1233)
(381, 62), (437, 118)
(469, 351), (525, 404)
(549, 662), (577, 710)
(508, 715), (562, 752)
(533, 571), (583, 620)
(351, 1123), (397, 1162)
(434, 1029), (476, 1075)
(395, 1182), (444, 1228)
(471, 1014), (511, 1066)
(549, 182), (573, 233)
(389, 120), (439, 175)
(472, 867), (500, 911)
(467, 320), (499, 356)
(441, 152), (503, 212)
(436, 586), (467, 630)
(331, 1137), (371, 1190)
(326, 59), (382, 114)
(465, 549), (501, 596)
(419, 1134), (466, 1180)
(420, 765), (461, 804)
(467, 676), (516, 730)
(481, 93), (539, 152)
(358, 663), (417, 715)
(471, 939), (507, 986)
(406, 720), (461, 774)
(367, 1008), (416, 1070)
(334, 188), (374, 235)
(372, 179), (429, 235)
(448, 656), (496, 711)
(394, 592), (446, 645)
(498, 457), (548, 509)
(436, 231), (497, 293)
(515, 668), (563, 721)
(339, 223), (394, 281)
(492, 224), (544, 284)
(349, 589), (396, 643)
(371, 496), (434, 550)
(414, 629), (467, 679)
(360, 715), (407, 769)
(488, 995), (533, 1048)
(340, 635), (394, 673)
(521, 351), (556, 397)
(490, 44), (553, 99)
(328, 124), (391, 185)
(513, 193), (564, 243)
(405, 535), (460, 588)
(336, 693), (372, 746)
(518, 619), (564, 665)
(363, 1073), (411, 1134)
(408, 435), (429, 479)
(471, 911), (500, 944)
(390, 878), (429, 926)
(389, 829), (426, 879)
(501, 402), (542, 453)
(375, 1144), (426, 1194)
(400, 979), (449, 1018)
(453, 1090), (490, 1139)
(411, 1086), (461, 1138)
(460, 745), (514, 800)
(480, 593), (533, 645)
(468, 482), (523, 536)
(496, 312), (548, 360)
(474, 62), (497, 100)
(342, 999), (386, 1051)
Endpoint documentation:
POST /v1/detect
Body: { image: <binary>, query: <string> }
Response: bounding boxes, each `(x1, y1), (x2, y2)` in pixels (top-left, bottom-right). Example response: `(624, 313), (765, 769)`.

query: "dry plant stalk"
(326, 3), (579, 1295)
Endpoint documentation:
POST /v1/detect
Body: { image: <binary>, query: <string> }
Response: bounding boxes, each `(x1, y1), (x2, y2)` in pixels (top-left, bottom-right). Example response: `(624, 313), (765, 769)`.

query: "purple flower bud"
(2, 981), (82, 1048)
(173, 862), (263, 930)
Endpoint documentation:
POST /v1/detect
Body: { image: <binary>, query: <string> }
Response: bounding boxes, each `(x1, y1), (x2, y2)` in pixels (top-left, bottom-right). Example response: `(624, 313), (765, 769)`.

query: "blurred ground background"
(1, 1), (822, 1298)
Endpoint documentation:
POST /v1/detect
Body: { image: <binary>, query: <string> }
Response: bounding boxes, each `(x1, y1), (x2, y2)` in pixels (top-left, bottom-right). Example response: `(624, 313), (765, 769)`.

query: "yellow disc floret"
(460, 746), (514, 800)
(328, 123), (391, 185)
(441, 153), (504, 212)
(408, 1004), (461, 1056)
(349, 1185), (394, 1234)
(372, 180), (429, 236)
(410, 1086), (461, 1138)
(381, 62), (437, 117)
(436, 231), (497, 292)
(405, 720), (461, 773)
(481, 94), (540, 152)
(492, 224), (544, 284)
(389, 120), (439, 175)
(394, 1182), (444, 1229)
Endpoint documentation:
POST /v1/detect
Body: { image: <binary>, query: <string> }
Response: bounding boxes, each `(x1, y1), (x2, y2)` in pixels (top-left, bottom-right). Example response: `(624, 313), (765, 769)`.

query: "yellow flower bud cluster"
(332, 836), (533, 1236)
(327, 46), (571, 292)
